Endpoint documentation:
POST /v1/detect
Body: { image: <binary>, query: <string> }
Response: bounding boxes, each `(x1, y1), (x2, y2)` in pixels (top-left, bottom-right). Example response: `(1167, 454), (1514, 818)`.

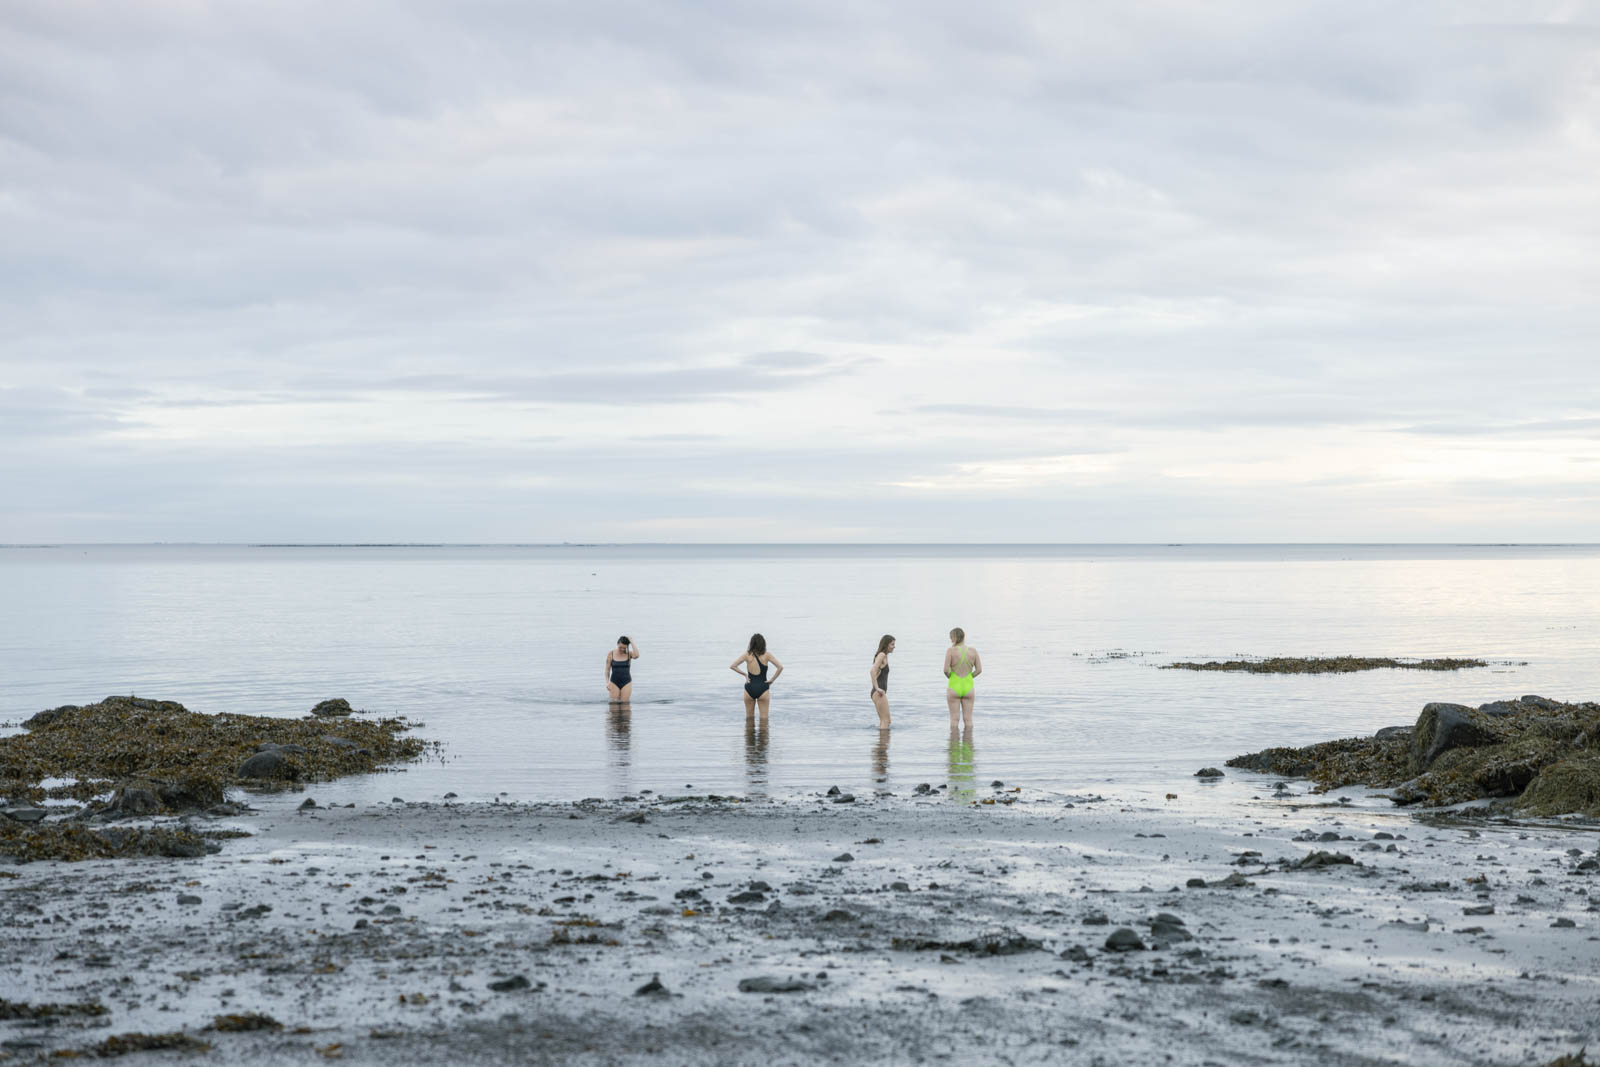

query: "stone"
(487, 975), (530, 992)
(1082, 912), (1109, 926)
(177, 894), (202, 906)
(106, 787), (162, 817)
(1411, 703), (1496, 773)
(728, 890), (765, 905)
(1462, 904), (1495, 916)
(1374, 726), (1411, 740)
(738, 976), (813, 994)
(237, 751), (296, 780)
(913, 783), (932, 795)
(22, 705), (78, 729)
(2, 808), (49, 824)
(311, 699), (353, 718)
(1551, 918), (1577, 928)
(635, 974), (670, 996)
(1185, 877), (1207, 888)
(299, 798), (317, 809)
(1104, 928), (1145, 952)
(1291, 850), (1354, 870)
(1060, 945), (1093, 964)
(820, 909), (855, 922)
(1194, 768), (1224, 778)
(833, 853), (854, 863)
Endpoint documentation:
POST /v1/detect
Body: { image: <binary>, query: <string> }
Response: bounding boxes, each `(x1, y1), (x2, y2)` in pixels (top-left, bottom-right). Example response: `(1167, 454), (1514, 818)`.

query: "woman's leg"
(872, 691), (891, 728)
(743, 691), (756, 714)
(606, 682), (622, 702)
(946, 689), (961, 726)
(959, 694), (975, 730)
(618, 682), (632, 703)
(757, 692), (771, 718)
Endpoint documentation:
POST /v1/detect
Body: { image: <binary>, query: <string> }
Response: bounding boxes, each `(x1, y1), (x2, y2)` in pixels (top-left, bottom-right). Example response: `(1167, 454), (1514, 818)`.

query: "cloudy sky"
(3, 2), (1598, 542)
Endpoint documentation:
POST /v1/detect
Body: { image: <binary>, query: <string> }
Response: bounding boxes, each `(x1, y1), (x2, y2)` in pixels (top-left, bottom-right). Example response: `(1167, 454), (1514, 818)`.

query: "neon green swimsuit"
(947, 645), (975, 697)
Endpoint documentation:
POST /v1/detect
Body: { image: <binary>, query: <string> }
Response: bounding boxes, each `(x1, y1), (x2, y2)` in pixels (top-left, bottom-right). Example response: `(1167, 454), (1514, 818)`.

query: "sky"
(3, 1), (1599, 543)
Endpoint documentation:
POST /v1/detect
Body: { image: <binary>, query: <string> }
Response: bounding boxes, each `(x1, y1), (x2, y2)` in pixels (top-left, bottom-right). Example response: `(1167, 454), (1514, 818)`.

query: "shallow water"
(3, 543), (1599, 803)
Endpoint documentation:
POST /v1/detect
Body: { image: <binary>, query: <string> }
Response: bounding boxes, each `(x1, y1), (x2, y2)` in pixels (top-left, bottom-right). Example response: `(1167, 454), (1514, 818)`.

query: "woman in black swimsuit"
(730, 633), (783, 717)
(605, 635), (638, 704)
(869, 634), (895, 729)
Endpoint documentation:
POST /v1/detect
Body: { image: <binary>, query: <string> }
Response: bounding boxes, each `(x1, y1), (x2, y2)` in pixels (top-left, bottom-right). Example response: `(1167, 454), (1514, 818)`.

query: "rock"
(1291, 850), (1355, 870)
(748, 880), (772, 892)
(1478, 701), (1521, 718)
(1185, 877), (1207, 888)
(487, 975), (531, 992)
(177, 894), (201, 906)
(913, 783), (932, 795)
(990, 780), (1004, 788)
(1317, 831), (1341, 842)
(311, 699), (353, 718)
(1194, 768), (1224, 778)
(635, 974), (670, 997)
(253, 742), (307, 755)
(22, 705), (78, 729)
(820, 909), (855, 922)
(1230, 1010), (1263, 1026)
(1387, 919), (1429, 932)
(831, 794), (856, 804)
(728, 890), (766, 905)
(237, 751), (297, 780)
(1411, 703), (1496, 772)
(615, 812), (648, 824)
(892, 930), (1042, 955)
(833, 853), (854, 863)
(1082, 912), (1109, 926)
(322, 737), (365, 753)
(738, 976), (814, 994)
(2, 808), (49, 824)
(1374, 726), (1411, 740)
(299, 798), (317, 809)
(1462, 904), (1495, 916)
(825, 786), (841, 796)
(1551, 918), (1577, 928)
(105, 787), (163, 817)
(1060, 945), (1093, 965)
(1104, 928), (1145, 952)
(1521, 695), (1563, 711)
(890, 881), (911, 892)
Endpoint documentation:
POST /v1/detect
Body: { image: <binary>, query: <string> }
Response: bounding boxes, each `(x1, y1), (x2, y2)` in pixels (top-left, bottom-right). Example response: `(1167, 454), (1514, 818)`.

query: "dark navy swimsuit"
(609, 655), (632, 688)
(744, 657), (770, 699)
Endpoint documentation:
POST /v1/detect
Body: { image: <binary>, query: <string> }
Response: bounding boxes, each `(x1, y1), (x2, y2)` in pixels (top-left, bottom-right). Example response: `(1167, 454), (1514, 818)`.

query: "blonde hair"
(949, 627), (965, 644)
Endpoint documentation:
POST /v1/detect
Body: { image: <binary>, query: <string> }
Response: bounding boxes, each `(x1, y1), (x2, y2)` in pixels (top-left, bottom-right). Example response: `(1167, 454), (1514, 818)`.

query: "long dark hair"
(876, 634), (895, 656)
(747, 633), (766, 655)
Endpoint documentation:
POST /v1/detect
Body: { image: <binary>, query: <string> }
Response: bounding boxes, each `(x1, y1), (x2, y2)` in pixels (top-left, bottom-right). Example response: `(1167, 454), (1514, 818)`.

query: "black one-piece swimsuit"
(744, 658), (770, 699)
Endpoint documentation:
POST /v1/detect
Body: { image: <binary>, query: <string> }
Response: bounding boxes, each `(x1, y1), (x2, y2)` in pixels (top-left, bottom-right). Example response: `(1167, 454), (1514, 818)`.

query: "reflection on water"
(744, 712), (769, 795)
(947, 726), (975, 802)
(872, 729), (890, 784)
(606, 704), (631, 794)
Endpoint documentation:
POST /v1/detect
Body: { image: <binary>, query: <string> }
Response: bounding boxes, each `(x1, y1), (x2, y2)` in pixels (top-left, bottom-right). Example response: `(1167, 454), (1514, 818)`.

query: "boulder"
(237, 750), (297, 781)
(1411, 703), (1497, 773)
(105, 786), (163, 817)
(1194, 768), (1224, 778)
(1104, 928), (1145, 952)
(311, 699), (353, 718)
(22, 705), (78, 729)
(1373, 726), (1411, 741)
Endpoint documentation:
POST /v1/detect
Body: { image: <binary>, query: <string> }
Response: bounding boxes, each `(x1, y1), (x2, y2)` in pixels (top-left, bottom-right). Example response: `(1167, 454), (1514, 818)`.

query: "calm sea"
(3, 544), (1598, 805)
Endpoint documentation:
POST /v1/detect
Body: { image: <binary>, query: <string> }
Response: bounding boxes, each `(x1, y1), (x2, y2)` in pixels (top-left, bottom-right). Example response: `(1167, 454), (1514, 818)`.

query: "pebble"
(176, 894), (201, 906)
(1104, 928), (1146, 952)
(487, 975), (531, 992)
(833, 853), (854, 863)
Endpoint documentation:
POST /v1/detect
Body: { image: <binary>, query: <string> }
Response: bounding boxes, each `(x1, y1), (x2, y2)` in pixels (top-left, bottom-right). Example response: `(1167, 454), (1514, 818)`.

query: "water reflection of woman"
(744, 711), (769, 794)
(872, 726), (890, 784)
(947, 725), (975, 802)
(606, 703), (632, 794)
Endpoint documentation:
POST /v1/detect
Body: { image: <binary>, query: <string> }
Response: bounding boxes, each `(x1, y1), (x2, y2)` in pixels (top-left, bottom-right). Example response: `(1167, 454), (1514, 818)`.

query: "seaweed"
(1164, 656), (1486, 674)
(1, 695), (426, 812)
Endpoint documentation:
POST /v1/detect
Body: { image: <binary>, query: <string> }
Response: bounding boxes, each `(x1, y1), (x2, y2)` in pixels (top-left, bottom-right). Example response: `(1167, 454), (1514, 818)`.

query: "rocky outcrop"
(1228, 695), (1600, 815)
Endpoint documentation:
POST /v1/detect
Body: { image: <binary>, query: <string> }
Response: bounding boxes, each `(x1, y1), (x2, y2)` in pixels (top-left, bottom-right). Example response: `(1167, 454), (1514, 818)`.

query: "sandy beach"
(4, 778), (1597, 1065)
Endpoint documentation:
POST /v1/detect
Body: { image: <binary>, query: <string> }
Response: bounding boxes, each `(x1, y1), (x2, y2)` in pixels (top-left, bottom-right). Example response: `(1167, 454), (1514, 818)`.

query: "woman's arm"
(943, 648), (953, 678)
(870, 652), (885, 693)
(766, 654), (783, 681)
(604, 652), (613, 681)
(729, 654), (749, 676)
(971, 649), (983, 677)
(629, 642), (640, 659)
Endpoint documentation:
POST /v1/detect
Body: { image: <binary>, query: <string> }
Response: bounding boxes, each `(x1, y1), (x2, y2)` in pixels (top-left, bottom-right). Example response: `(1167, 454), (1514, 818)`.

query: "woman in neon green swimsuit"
(943, 627), (981, 730)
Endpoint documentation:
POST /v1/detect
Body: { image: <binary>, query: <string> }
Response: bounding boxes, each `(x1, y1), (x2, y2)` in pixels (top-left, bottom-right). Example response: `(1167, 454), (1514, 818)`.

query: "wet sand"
(3, 782), (1597, 1065)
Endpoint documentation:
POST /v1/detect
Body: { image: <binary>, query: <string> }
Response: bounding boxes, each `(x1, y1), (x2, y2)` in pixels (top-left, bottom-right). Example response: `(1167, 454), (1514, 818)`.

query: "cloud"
(2, 2), (1599, 539)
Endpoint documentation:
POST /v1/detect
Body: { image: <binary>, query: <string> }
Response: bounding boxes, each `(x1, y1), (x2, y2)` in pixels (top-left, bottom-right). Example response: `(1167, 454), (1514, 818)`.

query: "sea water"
(3, 544), (1598, 804)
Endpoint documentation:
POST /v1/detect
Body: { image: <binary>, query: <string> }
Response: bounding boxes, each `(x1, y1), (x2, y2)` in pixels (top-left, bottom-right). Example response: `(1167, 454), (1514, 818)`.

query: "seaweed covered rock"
(1, 695), (426, 811)
(1228, 695), (1600, 814)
